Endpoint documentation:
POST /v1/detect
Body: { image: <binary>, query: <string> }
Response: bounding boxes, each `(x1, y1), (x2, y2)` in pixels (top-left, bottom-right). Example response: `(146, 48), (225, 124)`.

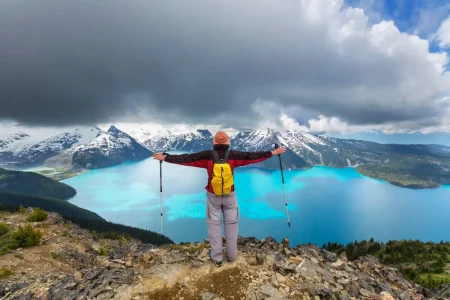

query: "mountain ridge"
(1, 125), (450, 188)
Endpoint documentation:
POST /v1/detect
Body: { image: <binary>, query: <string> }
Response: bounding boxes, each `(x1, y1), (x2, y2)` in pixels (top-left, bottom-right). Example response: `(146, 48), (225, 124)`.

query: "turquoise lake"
(62, 157), (450, 246)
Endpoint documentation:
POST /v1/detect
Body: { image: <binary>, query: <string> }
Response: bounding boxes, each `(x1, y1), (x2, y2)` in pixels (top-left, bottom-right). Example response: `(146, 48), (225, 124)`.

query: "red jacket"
(164, 145), (273, 194)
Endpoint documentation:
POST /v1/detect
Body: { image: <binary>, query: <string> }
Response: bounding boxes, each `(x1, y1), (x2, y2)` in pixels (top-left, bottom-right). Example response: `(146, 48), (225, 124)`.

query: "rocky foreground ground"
(1, 211), (449, 300)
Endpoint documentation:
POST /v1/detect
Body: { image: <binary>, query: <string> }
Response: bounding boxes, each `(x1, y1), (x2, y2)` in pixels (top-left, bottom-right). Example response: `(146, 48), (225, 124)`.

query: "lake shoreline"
(60, 157), (450, 247)
(21, 157), (448, 190)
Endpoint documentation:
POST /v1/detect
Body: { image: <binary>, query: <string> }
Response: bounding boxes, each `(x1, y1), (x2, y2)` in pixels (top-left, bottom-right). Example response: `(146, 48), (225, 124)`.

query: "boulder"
(329, 259), (345, 270)
(162, 250), (188, 264)
(259, 237), (279, 251)
(202, 291), (215, 300)
(320, 249), (337, 262)
(109, 246), (129, 260)
(256, 282), (288, 300)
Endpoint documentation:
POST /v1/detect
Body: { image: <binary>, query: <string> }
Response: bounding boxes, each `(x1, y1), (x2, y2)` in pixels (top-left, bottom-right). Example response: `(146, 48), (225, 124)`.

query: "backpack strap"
(212, 150), (219, 162)
(212, 150), (230, 162)
(223, 149), (230, 161)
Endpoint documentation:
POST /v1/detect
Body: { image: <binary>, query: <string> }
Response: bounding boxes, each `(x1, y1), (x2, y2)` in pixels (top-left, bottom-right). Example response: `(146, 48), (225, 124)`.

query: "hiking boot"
(208, 249), (222, 267)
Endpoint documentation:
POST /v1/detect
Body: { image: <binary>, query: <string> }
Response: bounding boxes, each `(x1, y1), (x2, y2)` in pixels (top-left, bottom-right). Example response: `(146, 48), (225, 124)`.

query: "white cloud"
(2, 0), (450, 136)
(0, 120), (90, 141)
(435, 15), (450, 48)
(280, 114), (309, 133)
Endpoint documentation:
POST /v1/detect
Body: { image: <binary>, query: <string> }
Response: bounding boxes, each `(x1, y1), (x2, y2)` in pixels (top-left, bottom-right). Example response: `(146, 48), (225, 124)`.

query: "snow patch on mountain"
(17, 127), (102, 158)
(0, 132), (31, 154)
(78, 126), (136, 157)
(0, 127), (103, 167)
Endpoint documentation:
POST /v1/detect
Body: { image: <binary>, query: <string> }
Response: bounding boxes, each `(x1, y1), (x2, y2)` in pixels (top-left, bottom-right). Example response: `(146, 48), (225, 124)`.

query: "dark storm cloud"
(0, 0), (448, 128)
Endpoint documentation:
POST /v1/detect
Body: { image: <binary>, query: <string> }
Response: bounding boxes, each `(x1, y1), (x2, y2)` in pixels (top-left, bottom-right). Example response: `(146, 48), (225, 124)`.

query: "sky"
(1, 0), (450, 145)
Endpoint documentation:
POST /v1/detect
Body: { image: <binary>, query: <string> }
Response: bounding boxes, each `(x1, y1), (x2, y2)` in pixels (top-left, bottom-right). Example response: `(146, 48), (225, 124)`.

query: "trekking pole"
(275, 143), (291, 228)
(159, 149), (170, 235)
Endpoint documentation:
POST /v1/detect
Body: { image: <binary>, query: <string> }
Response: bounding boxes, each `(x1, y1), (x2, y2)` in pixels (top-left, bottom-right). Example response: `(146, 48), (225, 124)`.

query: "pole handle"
(274, 143), (285, 183)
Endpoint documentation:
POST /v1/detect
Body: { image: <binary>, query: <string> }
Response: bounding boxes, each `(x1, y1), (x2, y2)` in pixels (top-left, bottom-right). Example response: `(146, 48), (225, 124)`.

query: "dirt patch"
(148, 266), (252, 300)
(0, 244), (76, 279)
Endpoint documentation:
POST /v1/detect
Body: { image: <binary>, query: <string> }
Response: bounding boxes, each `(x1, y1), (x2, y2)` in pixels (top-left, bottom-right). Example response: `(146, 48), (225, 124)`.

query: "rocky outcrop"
(0, 211), (448, 299)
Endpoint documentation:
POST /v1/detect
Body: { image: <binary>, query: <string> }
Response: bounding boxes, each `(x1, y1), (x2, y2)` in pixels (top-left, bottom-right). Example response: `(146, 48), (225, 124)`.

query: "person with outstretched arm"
(152, 131), (286, 267)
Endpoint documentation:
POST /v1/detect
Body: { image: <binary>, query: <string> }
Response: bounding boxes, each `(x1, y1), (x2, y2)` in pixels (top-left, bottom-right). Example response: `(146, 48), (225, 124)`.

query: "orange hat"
(213, 131), (230, 145)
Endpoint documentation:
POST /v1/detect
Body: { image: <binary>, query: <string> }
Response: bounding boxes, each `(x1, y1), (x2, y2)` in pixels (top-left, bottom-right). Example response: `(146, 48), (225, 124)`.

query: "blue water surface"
(62, 158), (450, 247)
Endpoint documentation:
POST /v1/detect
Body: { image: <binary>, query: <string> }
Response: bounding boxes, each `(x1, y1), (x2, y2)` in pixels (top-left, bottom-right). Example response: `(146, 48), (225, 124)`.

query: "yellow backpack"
(211, 150), (234, 196)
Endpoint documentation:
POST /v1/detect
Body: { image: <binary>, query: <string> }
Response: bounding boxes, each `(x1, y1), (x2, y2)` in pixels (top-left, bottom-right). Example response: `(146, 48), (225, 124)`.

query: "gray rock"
(256, 252), (265, 265)
(273, 252), (287, 271)
(359, 288), (375, 297)
(295, 244), (322, 261)
(202, 291), (215, 300)
(344, 265), (354, 272)
(337, 279), (350, 286)
(259, 237), (279, 251)
(398, 293), (409, 300)
(256, 282), (287, 300)
(190, 259), (202, 267)
(133, 243), (155, 256)
(320, 249), (337, 262)
(269, 274), (279, 288)
(436, 284), (450, 299)
(162, 250), (188, 264)
(359, 281), (375, 293)
(329, 259), (345, 270)
(283, 262), (297, 273)
(109, 246), (129, 260)
(295, 259), (319, 280)
(12, 293), (33, 300)
(337, 291), (351, 300)
(347, 281), (360, 298)
(44, 268), (134, 300)
(314, 286), (333, 298)
(54, 246), (96, 270)
(237, 236), (260, 248)
(0, 282), (29, 297)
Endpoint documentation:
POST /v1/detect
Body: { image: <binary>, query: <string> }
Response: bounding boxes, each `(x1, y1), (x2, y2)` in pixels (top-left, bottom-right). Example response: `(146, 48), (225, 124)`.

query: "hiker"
(152, 131), (286, 267)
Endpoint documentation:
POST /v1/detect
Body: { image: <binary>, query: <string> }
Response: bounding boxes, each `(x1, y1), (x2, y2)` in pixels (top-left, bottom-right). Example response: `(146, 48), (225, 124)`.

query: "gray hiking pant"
(206, 191), (239, 262)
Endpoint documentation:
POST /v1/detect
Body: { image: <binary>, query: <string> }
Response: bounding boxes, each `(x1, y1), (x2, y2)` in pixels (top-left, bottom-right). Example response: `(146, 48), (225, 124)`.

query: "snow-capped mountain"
(0, 132), (32, 166)
(71, 126), (152, 169)
(0, 125), (152, 170)
(231, 129), (279, 151)
(132, 127), (450, 171)
(139, 129), (214, 152)
(0, 132), (30, 151)
(0, 127), (102, 167)
(3, 123), (450, 182)
(230, 129), (388, 168)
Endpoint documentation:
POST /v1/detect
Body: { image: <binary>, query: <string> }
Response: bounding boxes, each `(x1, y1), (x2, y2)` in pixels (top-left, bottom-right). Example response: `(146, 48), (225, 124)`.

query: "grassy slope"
(323, 239), (450, 289)
(0, 192), (173, 245)
(33, 168), (86, 181)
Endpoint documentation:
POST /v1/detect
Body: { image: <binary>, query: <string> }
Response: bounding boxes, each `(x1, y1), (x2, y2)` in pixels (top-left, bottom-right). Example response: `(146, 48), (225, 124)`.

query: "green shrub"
(99, 231), (131, 241)
(26, 208), (48, 222)
(18, 205), (25, 214)
(0, 268), (13, 278)
(11, 225), (41, 248)
(98, 241), (109, 256)
(0, 223), (8, 236)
